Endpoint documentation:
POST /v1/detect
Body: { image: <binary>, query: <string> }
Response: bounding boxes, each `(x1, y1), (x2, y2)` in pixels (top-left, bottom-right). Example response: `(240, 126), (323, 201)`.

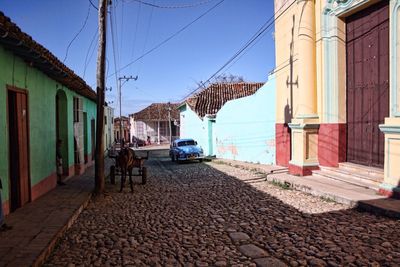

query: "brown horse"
(117, 148), (136, 192)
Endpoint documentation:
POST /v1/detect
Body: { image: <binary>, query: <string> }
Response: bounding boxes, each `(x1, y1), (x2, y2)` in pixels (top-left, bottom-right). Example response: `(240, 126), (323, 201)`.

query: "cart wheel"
(141, 167), (147, 185)
(110, 165), (116, 185)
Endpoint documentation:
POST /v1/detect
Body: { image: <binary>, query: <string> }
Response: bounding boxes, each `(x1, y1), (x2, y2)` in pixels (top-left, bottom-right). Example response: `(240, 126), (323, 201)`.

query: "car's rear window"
(177, 140), (196, 146)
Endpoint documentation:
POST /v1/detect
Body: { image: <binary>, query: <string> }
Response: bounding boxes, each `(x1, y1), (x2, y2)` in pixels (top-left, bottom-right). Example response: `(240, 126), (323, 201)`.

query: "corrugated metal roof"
(132, 103), (180, 121)
(0, 12), (96, 101)
(185, 82), (264, 118)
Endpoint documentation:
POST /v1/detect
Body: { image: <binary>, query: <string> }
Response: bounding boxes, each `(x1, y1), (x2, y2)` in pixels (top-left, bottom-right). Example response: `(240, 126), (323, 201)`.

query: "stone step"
(312, 169), (380, 191)
(338, 162), (384, 182)
(319, 165), (383, 185)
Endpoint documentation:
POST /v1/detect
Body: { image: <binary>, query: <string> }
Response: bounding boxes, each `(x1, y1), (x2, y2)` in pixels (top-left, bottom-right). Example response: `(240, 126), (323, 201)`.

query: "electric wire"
(63, 2), (92, 63)
(83, 27), (99, 79)
(125, 0), (215, 9)
(119, 0), (125, 64)
(104, 0), (225, 82)
(110, 3), (121, 115)
(89, 0), (98, 10)
(180, 0), (294, 101)
(137, 0), (155, 75)
(130, 1), (142, 73)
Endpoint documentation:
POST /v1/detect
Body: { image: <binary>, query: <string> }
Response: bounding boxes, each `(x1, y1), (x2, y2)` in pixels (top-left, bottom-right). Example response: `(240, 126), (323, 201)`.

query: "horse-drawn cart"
(108, 147), (149, 186)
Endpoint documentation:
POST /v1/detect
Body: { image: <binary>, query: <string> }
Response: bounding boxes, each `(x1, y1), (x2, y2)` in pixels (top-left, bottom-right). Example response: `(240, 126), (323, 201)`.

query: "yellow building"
(274, 0), (400, 197)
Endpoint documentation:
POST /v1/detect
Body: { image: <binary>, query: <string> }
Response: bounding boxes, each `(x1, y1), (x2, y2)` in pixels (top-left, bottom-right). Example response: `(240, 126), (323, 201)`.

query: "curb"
(212, 160), (355, 206)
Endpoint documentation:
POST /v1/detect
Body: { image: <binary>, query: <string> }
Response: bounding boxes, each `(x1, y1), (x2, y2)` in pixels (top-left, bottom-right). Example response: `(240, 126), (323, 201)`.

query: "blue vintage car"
(169, 138), (204, 162)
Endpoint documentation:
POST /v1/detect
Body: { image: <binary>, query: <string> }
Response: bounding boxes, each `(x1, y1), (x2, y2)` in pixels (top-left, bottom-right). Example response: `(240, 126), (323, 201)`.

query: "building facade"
(104, 105), (114, 151)
(114, 116), (130, 144)
(179, 82), (264, 156)
(0, 12), (97, 215)
(130, 103), (180, 145)
(274, 0), (400, 197)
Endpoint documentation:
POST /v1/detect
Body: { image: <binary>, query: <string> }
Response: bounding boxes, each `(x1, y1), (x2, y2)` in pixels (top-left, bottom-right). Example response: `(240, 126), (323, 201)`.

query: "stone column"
(288, 0), (319, 176)
(296, 0), (317, 119)
(378, 0), (400, 197)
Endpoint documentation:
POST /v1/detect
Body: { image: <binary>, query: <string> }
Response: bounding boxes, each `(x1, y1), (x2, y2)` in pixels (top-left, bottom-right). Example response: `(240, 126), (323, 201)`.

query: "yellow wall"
(274, 0), (298, 124)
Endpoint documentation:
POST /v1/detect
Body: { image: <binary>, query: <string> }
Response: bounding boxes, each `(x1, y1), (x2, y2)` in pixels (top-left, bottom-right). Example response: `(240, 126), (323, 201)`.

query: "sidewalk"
(0, 159), (111, 267)
(213, 159), (386, 206)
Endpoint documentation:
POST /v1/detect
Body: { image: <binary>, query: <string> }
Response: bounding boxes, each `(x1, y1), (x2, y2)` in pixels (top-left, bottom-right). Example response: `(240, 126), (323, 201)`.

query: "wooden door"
(91, 119), (95, 161)
(8, 89), (30, 211)
(346, 1), (389, 168)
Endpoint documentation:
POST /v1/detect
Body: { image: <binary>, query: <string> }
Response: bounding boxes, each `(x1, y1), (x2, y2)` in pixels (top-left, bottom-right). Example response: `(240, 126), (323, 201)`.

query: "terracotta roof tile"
(0, 12), (96, 101)
(185, 82), (264, 118)
(132, 103), (180, 121)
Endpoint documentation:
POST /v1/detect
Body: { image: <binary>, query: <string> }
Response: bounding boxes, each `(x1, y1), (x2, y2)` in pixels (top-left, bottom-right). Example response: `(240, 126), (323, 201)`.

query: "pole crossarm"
(118, 75), (138, 145)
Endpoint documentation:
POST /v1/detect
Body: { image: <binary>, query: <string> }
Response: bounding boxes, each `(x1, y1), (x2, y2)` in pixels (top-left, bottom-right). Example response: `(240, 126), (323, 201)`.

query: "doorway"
(91, 119), (95, 161)
(83, 112), (88, 164)
(8, 88), (30, 212)
(346, 1), (389, 168)
(56, 90), (69, 176)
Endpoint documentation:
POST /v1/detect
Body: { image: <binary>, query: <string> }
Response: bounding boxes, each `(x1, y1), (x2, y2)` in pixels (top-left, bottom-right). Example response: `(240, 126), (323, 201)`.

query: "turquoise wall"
(84, 97), (97, 156)
(179, 105), (214, 156)
(0, 45), (96, 201)
(215, 75), (276, 164)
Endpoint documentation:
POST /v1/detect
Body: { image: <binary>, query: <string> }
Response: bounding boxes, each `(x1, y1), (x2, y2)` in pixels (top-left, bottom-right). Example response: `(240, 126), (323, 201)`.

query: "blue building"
(178, 82), (264, 156)
(215, 74), (276, 164)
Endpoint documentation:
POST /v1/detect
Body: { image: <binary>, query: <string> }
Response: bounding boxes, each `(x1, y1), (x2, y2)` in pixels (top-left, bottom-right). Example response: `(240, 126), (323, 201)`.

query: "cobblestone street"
(45, 151), (400, 266)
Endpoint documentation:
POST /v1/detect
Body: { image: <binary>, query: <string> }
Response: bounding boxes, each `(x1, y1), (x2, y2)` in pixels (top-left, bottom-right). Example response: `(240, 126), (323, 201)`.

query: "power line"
(110, 2), (121, 114)
(180, 0), (294, 101)
(88, 0), (98, 10)
(137, 0), (155, 75)
(103, 0), (225, 83)
(125, 0), (215, 9)
(63, 2), (92, 63)
(130, 1), (142, 73)
(119, 0), (125, 64)
(83, 27), (99, 79)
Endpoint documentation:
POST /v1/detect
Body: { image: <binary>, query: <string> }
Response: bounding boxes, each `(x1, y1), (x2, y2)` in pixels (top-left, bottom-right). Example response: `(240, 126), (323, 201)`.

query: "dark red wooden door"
(346, 1), (389, 168)
(8, 89), (30, 211)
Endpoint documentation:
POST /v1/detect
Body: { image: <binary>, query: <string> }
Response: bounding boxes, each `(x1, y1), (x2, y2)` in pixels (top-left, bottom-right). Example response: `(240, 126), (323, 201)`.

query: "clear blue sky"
(0, 0), (275, 115)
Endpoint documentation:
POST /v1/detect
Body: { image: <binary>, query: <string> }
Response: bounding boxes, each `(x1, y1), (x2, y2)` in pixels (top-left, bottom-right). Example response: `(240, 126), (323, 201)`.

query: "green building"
(0, 12), (97, 215)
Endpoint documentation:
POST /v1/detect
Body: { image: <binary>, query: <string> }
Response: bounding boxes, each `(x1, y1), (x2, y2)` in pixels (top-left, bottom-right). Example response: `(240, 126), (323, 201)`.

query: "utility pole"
(94, 0), (108, 194)
(167, 102), (172, 144)
(118, 75), (138, 146)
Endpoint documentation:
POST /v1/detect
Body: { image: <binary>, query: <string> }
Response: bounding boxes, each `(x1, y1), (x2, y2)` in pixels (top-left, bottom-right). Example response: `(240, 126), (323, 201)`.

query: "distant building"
(130, 103), (180, 145)
(104, 105), (114, 150)
(114, 116), (130, 143)
(0, 12), (97, 215)
(179, 82), (264, 156)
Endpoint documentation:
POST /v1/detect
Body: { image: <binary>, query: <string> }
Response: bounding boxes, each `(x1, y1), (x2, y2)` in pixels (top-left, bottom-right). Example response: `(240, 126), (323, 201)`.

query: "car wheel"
(199, 159), (203, 163)
(171, 154), (175, 162)
(175, 155), (180, 163)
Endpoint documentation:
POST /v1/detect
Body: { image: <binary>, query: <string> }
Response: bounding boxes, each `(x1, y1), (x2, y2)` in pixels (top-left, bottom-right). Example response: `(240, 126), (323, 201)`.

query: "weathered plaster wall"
(216, 76), (276, 164)
(0, 45), (96, 204)
(84, 97), (97, 156)
(179, 105), (212, 156)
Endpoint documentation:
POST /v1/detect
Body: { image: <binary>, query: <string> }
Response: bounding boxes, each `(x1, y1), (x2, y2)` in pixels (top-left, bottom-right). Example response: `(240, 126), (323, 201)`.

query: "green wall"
(84, 97), (97, 156)
(0, 45), (97, 201)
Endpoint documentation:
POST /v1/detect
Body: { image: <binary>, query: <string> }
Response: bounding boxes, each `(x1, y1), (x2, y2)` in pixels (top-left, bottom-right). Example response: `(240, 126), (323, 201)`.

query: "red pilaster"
(288, 163), (319, 176)
(275, 123), (291, 167)
(378, 188), (400, 199)
(318, 123), (346, 167)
